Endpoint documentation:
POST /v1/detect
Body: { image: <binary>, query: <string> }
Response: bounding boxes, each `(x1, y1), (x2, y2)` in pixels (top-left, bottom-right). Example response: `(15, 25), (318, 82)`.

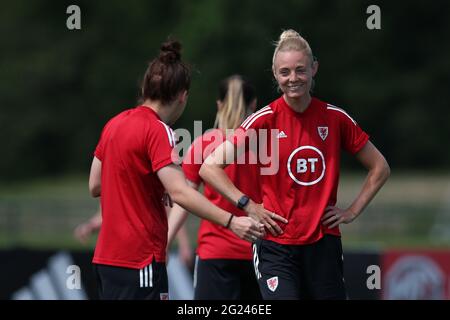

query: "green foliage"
(1, 0), (449, 180)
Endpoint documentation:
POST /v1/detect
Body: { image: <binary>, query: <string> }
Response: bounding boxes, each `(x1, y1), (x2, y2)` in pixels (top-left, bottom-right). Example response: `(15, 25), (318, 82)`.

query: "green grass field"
(0, 171), (449, 250)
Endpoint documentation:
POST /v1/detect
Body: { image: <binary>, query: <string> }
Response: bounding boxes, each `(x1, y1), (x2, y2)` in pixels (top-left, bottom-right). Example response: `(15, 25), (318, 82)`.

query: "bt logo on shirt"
(287, 146), (326, 186)
(296, 158), (319, 173)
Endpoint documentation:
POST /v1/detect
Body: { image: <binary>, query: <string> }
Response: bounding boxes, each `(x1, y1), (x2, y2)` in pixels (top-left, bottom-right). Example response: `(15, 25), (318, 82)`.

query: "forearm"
(348, 162), (390, 218)
(159, 164), (263, 242)
(199, 164), (244, 206)
(171, 186), (231, 227)
(176, 226), (191, 251)
(89, 212), (102, 230)
(167, 204), (189, 246)
(176, 226), (190, 245)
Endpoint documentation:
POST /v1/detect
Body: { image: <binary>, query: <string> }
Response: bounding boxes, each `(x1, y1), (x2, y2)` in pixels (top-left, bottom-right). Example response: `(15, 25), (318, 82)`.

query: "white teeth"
(287, 84), (303, 89)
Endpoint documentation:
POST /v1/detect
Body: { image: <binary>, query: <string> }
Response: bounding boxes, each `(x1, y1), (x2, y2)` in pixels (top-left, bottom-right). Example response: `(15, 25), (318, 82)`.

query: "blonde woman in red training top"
(200, 30), (390, 300)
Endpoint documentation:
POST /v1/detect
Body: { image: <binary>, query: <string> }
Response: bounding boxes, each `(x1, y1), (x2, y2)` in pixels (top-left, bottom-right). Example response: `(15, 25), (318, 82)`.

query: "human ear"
(179, 90), (188, 104)
(249, 99), (257, 112)
(216, 100), (223, 111)
(312, 61), (319, 77)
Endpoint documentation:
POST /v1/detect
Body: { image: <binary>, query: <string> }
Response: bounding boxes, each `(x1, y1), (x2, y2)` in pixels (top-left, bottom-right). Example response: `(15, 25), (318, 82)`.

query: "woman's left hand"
(321, 206), (357, 229)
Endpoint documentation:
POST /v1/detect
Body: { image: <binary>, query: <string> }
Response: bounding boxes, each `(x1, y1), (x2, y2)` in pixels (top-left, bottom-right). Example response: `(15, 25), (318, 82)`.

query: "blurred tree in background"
(1, 0), (449, 181)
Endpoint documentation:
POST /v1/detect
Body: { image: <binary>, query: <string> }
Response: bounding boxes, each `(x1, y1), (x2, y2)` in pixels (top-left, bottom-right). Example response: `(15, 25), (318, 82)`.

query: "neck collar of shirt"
(136, 105), (164, 122)
(279, 95), (316, 118)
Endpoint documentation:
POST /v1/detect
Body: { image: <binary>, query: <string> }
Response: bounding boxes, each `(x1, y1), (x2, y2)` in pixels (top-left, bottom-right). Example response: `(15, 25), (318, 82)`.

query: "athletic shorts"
(194, 257), (262, 300)
(252, 234), (346, 300)
(93, 259), (168, 300)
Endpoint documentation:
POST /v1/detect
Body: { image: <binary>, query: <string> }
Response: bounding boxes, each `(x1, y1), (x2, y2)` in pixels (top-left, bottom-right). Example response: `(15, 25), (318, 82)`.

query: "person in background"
(73, 206), (102, 244)
(169, 75), (285, 299)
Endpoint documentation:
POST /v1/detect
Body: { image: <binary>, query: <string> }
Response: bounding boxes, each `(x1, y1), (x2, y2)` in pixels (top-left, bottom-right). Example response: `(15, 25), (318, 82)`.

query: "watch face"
(238, 196), (249, 208)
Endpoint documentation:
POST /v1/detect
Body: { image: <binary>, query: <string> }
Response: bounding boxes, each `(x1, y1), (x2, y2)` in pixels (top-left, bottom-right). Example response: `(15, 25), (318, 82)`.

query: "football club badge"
(160, 293), (169, 300)
(318, 126), (328, 141)
(267, 276), (279, 292)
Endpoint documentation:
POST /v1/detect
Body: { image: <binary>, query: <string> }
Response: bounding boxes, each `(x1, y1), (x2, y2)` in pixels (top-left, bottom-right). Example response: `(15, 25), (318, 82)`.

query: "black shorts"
(93, 259), (168, 300)
(253, 235), (346, 300)
(194, 257), (262, 300)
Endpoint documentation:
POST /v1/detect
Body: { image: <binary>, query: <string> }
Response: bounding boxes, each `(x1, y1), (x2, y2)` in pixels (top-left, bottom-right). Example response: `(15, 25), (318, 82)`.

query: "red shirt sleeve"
(94, 139), (104, 161)
(147, 121), (177, 172)
(94, 119), (114, 161)
(339, 110), (370, 154)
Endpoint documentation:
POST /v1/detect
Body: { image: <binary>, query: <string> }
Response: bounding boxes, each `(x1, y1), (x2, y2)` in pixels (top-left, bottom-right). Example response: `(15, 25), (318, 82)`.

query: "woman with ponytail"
(200, 30), (390, 299)
(88, 41), (264, 300)
(167, 75), (281, 300)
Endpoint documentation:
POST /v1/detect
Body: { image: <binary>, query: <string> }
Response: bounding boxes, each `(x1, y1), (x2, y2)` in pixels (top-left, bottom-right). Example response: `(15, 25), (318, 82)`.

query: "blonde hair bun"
(272, 28), (314, 70)
(279, 29), (301, 42)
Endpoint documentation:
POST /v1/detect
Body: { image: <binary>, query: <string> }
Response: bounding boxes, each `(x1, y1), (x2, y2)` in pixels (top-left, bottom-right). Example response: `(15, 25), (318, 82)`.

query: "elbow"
(384, 162), (391, 180)
(89, 183), (101, 198)
(378, 158), (391, 184)
(199, 163), (212, 182)
(168, 185), (187, 207)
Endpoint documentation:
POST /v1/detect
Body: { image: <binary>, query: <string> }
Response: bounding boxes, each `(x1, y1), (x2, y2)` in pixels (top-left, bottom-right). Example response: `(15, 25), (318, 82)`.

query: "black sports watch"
(237, 195), (250, 210)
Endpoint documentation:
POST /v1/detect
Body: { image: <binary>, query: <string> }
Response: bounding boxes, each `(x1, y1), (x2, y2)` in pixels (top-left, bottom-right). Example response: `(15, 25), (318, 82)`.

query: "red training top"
(182, 129), (262, 260)
(231, 96), (369, 245)
(93, 106), (176, 269)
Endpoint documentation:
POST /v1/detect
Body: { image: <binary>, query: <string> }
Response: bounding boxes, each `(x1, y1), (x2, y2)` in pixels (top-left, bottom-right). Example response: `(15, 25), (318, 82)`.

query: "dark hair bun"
(159, 40), (182, 63)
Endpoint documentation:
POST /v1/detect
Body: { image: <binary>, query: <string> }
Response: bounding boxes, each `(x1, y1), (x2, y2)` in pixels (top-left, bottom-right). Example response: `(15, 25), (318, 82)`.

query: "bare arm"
(157, 164), (264, 242)
(89, 157), (102, 197)
(167, 180), (199, 247)
(322, 141), (390, 228)
(199, 140), (288, 236)
(165, 186), (196, 268)
(175, 224), (194, 268)
(74, 206), (102, 244)
(200, 141), (243, 205)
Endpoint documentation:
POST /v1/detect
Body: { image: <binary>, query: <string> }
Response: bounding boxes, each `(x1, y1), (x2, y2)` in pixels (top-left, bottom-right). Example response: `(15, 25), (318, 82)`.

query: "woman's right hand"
(245, 201), (288, 236)
(229, 216), (265, 242)
(74, 222), (93, 244)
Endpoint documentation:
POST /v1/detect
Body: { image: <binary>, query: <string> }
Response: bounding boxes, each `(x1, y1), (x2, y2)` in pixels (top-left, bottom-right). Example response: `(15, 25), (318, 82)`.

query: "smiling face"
(273, 50), (318, 100)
